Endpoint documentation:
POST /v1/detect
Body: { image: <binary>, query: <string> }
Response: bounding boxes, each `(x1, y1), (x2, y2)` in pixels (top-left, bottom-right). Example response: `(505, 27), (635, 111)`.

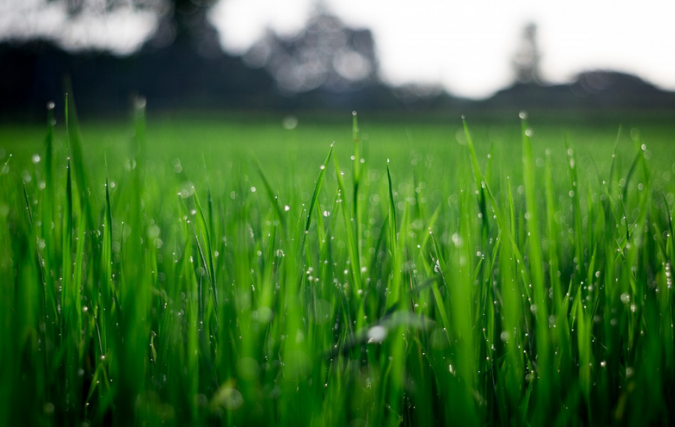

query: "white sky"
(1, 0), (674, 99)
(211, 0), (675, 98)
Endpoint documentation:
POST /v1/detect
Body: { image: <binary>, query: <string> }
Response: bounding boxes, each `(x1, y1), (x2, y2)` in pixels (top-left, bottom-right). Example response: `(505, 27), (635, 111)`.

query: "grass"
(1, 101), (675, 426)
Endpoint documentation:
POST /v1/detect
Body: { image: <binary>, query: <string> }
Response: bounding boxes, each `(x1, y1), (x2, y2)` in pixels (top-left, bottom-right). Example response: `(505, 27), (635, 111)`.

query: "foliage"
(1, 103), (674, 426)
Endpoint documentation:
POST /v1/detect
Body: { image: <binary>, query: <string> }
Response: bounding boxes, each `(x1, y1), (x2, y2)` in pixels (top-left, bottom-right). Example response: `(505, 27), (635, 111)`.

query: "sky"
(211, 0), (675, 98)
(2, 0), (674, 99)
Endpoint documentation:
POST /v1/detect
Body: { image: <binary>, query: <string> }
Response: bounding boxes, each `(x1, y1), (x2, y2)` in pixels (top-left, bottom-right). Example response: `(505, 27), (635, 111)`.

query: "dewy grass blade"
(622, 147), (642, 203)
(519, 112), (551, 421)
(351, 112), (363, 276)
(43, 102), (55, 239)
(462, 116), (489, 235)
(301, 144), (333, 253)
(63, 90), (94, 231)
(0, 153), (10, 176)
(333, 154), (361, 292)
(62, 94), (74, 330)
(544, 150), (572, 376)
(255, 159), (286, 233)
(385, 160), (405, 311)
(386, 161), (397, 254)
(564, 139), (584, 279)
(193, 188), (219, 320)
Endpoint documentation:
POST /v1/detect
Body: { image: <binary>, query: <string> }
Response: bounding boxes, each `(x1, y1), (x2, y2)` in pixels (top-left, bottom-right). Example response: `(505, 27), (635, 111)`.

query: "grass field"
(1, 100), (675, 426)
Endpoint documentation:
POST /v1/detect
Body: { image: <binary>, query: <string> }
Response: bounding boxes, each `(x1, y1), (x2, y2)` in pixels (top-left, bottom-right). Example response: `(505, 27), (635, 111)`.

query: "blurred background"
(1, 0), (674, 119)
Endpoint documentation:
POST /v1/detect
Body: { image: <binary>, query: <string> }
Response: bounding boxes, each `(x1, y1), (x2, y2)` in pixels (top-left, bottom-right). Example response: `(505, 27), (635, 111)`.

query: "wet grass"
(1, 101), (675, 426)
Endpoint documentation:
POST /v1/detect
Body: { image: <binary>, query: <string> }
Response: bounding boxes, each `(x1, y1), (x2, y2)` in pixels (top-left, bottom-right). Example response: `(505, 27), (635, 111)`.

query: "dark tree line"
(0, 3), (673, 119)
(1, 1), (425, 118)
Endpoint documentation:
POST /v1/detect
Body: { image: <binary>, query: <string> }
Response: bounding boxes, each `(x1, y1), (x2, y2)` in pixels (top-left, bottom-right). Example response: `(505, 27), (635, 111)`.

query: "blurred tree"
(244, 9), (379, 93)
(511, 22), (542, 84)
(0, 0), (409, 115)
(55, 0), (166, 18)
(157, 0), (216, 38)
(147, 0), (220, 56)
(46, 0), (220, 54)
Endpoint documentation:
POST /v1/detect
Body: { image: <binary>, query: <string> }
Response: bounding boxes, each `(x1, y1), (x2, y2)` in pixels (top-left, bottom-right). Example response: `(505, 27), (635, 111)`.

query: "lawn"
(1, 102), (674, 426)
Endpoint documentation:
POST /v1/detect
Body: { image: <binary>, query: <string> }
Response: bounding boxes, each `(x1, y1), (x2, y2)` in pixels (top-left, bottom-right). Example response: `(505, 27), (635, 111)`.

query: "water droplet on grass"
(367, 326), (387, 343)
(135, 97), (147, 109)
(178, 182), (195, 198)
(213, 386), (244, 410)
(43, 402), (55, 415)
(282, 115), (298, 130)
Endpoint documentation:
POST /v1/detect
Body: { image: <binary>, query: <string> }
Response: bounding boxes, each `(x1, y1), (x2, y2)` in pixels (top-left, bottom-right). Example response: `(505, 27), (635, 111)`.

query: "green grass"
(1, 103), (675, 426)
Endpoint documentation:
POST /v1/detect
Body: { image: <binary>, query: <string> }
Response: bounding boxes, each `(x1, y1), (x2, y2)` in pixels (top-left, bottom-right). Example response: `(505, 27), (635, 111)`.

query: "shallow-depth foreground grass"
(1, 99), (675, 426)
